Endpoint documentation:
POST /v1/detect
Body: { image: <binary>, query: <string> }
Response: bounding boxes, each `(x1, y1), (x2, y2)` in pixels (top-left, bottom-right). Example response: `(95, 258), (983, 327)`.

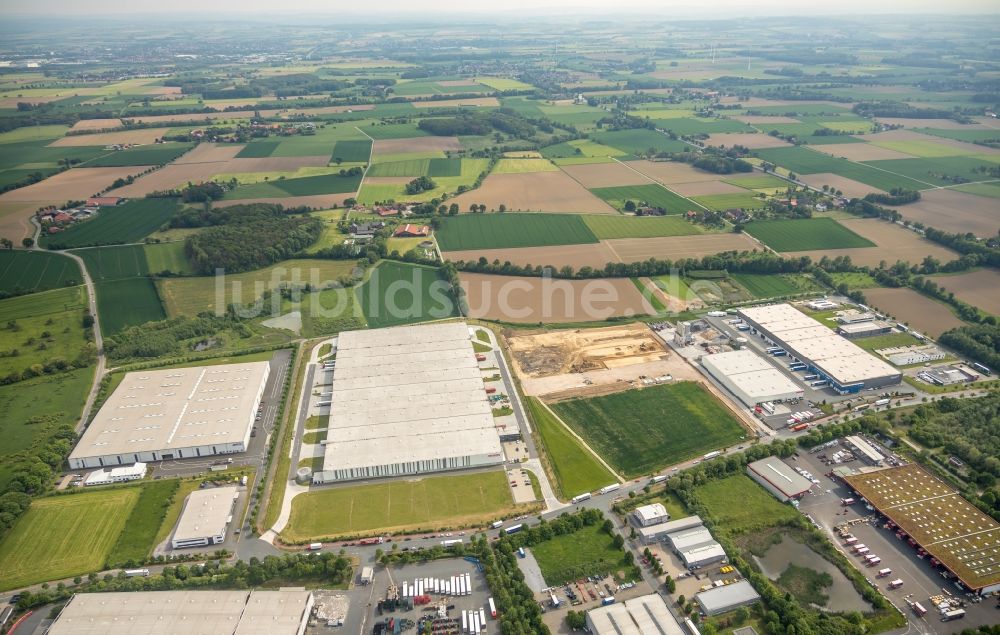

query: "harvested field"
(172, 143), (243, 164)
(603, 233), (761, 262)
(0, 201), (50, 242)
(623, 160), (722, 184)
(812, 143), (917, 161)
(797, 173), (885, 198)
(451, 172), (617, 214)
(0, 166), (151, 202)
(372, 136), (462, 154)
(669, 180), (748, 197)
(705, 133), (792, 149)
(460, 273), (654, 323)
(860, 287), (965, 338)
(211, 155), (330, 173)
(928, 269), (1000, 317)
(732, 115), (801, 124)
(860, 129), (1000, 156)
(506, 322), (666, 378)
(70, 118), (123, 131)
(49, 128), (172, 147)
(111, 163), (222, 196)
(872, 118), (993, 130)
(887, 188), (998, 237)
(443, 242), (620, 270)
(559, 162), (651, 188)
(782, 218), (959, 268)
(411, 96), (499, 108)
(214, 193), (357, 208)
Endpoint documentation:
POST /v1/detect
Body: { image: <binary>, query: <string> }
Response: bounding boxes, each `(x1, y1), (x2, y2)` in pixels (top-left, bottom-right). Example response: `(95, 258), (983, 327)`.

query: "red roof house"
(393, 224), (430, 238)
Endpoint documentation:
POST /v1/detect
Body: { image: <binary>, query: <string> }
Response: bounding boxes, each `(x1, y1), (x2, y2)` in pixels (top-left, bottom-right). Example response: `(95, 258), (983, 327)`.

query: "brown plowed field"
(798, 173), (884, 198)
(872, 118), (993, 130)
(411, 97), (500, 108)
(603, 233), (760, 262)
(505, 322), (666, 378)
(70, 118), (123, 131)
(0, 167), (153, 202)
(859, 129), (1000, 155)
(451, 171), (617, 214)
(212, 155), (330, 173)
(623, 160), (724, 184)
(669, 180), (748, 197)
(559, 162), (651, 188)
(704, 133), (792, 149)
(813, 143), (917, 161)
(460, 273), (654, 323)
(783, 218), (959, 267)
(888, 189), (998, 237)
(443, 242), (620, 270)
(49, 129), (173, 147)
(860, 287), (965, 338)
(372, 136), (463, 154)
(731, 115), (801, 124)
(112, 164), (225, 197)
(214, 193), (357, 209)
(929, 269), (1000, 317)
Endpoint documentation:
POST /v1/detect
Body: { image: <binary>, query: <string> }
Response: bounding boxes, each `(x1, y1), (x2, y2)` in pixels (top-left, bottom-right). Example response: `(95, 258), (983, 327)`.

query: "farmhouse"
(68, 361), (269, 469)
(47, 590), (314, 635)
(844, 464), (1000, 595)
(349, 221), (384, 237)
(393, 223), (430, 237)
(700, 349), (803, 408)
(746, 456), (812, 502)
(171, 485), (239, 549)
(737, 303), (901, 394)
(313, 323), (504, 483)
(585, 593), (684, 635)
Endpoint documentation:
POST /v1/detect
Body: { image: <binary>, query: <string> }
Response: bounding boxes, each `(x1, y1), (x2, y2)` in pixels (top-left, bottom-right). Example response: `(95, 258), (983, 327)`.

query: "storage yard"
(506, 323), (667, 378)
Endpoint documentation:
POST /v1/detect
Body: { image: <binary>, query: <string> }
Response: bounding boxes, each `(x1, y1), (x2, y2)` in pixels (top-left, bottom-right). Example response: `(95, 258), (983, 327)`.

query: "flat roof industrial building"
(631, 503), (669, 528)
(637, 515), (704, 545)
(695, 580), (761, 616)
(68, 362), (270, 470)
(172, 485), (239, 549)
(844, 464), (1000, 595)
(747, 456), (813, 501)
(586, 594), (684, 635)
(47, 589), (313, 635)
(314, 323), (504, 483)
(700, 349), (803, 407)
(737, 304), (901, 394)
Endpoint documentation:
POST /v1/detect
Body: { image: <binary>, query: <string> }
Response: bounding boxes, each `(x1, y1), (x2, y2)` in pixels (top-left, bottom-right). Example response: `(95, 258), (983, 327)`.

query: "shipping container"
(465, 573), (472, 595)
(479, 609), (487, 630)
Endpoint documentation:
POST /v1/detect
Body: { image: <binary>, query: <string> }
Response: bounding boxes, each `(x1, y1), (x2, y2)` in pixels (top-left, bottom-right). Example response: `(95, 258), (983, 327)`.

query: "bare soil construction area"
(443, 242), (620, 270)
(888, 188), (999, 237)
(505, 322), (666, 377)
(451, 172), (617, 214)
(372, 136), (463, 154)
(49, 128), (173, 147)
(705, 133), (792, 149)
(0, 166), (152, 202)
(782, 218), (959, 267)
(860, 287), (966, 338)
(623, 160), (726, 184)
(559, 162), (651, 188)
(812, 143), (917, 161)
(603, 233), (761, 262)
(460, 273), (653, 323)
(798, 173), (884, 198)
(929, 269), (1000, 317)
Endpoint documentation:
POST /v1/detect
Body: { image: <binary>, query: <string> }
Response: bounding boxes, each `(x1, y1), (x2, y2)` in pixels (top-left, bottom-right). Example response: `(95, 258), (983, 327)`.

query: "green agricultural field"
(0, 286), (90, 378)
(0, 250), (81, 295)
(143, 241), (194, 275)
(691, 192), (765, 211)
(235, 140), (278, 158)
(744, 218), (875, 252)
(591, 129), (690, 155)
(799, 133), (865, 145)
(94, 277), (165, 334)
(82, 143), (194, 167)
(551, 382), (746, 477)
(753, 147), (843, 174)
(526, 397), (616, 500)
(436, 213), (598, 251)
(531, 522), (632, 586)
(861, 156), (998, 188)
(106, 479), (180, 565)
(868, 139), (968, 158)
(492, 158), (559, 173)
(723, 174), (789, 190)
(226, 172), (362, 198)
(368, 158), (430, 177)
(952, 182), (1000, 199)
(732, 273), (823, 298)
(916, 128), (1000, 144)
(0, 140), (110, 173)
(656, 118), (754, 135)
(692, 474), (799, 534)
(582, 214), (702, 239)
(73, 244), (150, 280)
(0, 124), (71, 144)
(42, 198), (181, 249)
(755, 147), (929, 190)
(331, 139), (372, 163)
(477, 76), (534, 90)
(282, 470), (521, 540)
(427, 157), (463, 177)
(590, 184), (698, 214)
(363, 123), (428, 139)
(0, 488), (140, 590)
(356, 261), (459, 328)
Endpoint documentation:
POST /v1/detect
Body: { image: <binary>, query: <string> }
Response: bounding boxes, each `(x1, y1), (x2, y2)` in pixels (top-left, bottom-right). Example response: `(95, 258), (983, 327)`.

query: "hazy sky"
(1, 0), (998, 16)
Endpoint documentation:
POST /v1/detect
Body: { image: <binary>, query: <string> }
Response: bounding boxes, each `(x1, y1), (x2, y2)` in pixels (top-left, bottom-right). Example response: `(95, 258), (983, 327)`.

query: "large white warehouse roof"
(701, 349), (802, 407)
(586, 594), (684, 635)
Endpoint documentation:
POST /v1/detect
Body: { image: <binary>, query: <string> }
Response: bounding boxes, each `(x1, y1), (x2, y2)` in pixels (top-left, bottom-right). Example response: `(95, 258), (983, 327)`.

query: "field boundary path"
(610, 157), (711, 211)
(537, 399), (624, 484)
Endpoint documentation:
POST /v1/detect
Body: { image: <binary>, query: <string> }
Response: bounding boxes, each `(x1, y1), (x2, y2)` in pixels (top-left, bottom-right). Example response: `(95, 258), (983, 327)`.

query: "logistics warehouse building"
(701, 349), (803, 407)
(737, 303), (901, 394)
(747, 456), (813, 502)
(171, 485), (239, 549)
(314, 323), (504, 483)
(68, 362), (270, 470)
(844, 464), (1000, 595)
(586, 594), (684, 635)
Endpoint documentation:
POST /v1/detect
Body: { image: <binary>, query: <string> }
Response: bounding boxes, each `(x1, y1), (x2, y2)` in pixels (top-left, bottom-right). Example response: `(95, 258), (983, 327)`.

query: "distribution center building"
(68, 361), (270, 469)
(313, 323), (504, 483)
(738, 303), (901, 394)
(47, 590), (313, 635)
(700, 349), (803, 407)
(586, 594), (684, 635)
(171, 485), (239, 549)
(747, 456), (813, 502)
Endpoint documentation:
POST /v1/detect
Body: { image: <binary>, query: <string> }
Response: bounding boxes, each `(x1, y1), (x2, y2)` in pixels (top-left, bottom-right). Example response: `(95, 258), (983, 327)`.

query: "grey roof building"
(695, 580), (761, 616)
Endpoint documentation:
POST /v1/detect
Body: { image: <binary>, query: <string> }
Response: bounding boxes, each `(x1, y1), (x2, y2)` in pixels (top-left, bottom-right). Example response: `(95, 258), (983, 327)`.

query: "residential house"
(393, 224), (430, 238)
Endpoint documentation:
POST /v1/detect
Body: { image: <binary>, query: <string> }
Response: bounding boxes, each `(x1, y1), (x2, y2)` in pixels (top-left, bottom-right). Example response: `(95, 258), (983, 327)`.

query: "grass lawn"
(143, 241), (194, 275)
(0, 488), (140, 590)
(590, 129), (690, 155)
(551, 382), (746, 478)
(691, 192), (766, 211)
(356, 260), (459, 328)
(42, 198), (181, 249)
(283, 470), (521, 540)
(106, 479), (180, 565)
(590, 184), (698, 214)
(526, 397), (616, 500)
(531, 522), (631, 586)
(0, 250), (81, 296)
(582, 214), (702, 239)
(829, 271), (879, 290)
(94, 277), (166, 334)
(743, 218), (875, 252)
(0, 286), (89, 378)
(436, 213), (598, 251)
(732, 273), (823, 299)
(692, 473), (799, 534)
(850, 331), (924, 353)
(151, 478), (202, 548)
